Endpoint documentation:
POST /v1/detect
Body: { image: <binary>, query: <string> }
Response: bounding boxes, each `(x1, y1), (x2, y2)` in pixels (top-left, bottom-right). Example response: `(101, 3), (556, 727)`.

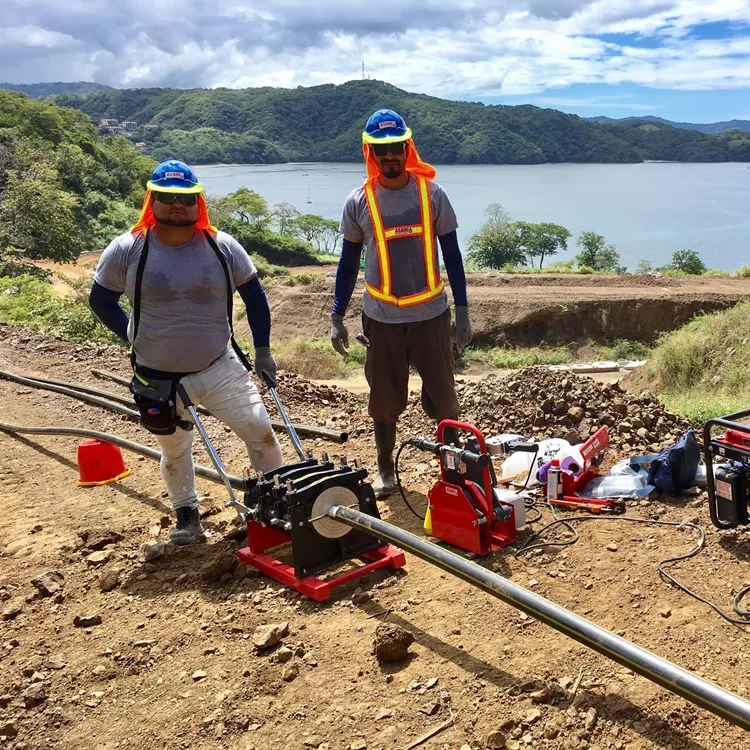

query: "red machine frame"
(427, 420), (517, 556)
(238, 522), (406, 602)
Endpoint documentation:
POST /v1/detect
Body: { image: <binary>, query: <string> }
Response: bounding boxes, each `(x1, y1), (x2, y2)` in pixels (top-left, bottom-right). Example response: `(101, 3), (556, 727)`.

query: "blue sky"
(2, 1), (750, 123)
(472, 84), (750, 123)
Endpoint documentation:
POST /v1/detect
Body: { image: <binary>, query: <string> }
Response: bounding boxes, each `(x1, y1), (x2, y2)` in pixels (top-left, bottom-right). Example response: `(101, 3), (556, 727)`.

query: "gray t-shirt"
(340, 177), (458, 324)
(94, 229), (256, 372)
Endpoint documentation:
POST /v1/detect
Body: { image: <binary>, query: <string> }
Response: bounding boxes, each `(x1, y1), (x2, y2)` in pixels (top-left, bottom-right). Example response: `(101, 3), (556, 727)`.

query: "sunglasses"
(372, 142), (406, 157)
(153, 192), (198, 206)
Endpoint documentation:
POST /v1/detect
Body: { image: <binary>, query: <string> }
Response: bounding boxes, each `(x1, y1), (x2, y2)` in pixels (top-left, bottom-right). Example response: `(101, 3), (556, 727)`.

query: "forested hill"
(2, 82), (115, 97)
(48, 80), (750, 165)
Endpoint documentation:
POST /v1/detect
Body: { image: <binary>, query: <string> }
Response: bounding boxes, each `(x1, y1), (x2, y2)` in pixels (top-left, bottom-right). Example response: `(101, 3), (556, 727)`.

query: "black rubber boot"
(169, 506), (204, 546)
(372, 422), (397, 498)
(442, 415), (461, 448)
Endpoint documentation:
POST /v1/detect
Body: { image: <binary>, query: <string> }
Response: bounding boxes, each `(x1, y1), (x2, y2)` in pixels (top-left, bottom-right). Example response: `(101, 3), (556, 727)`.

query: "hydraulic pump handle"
(408, 438), (489, 466)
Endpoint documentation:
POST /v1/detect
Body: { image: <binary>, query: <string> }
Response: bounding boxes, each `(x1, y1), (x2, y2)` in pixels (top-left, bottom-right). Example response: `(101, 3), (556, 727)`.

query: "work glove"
(254, 346), (278, 388)
(330, 314), (349, 357)
(452, 305), (472, 352)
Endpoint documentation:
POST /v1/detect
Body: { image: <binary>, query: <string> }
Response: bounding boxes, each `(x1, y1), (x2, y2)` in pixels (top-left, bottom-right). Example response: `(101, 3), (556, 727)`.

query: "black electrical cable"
(517, 512), (750, 628)
(395, 441), (425, 521)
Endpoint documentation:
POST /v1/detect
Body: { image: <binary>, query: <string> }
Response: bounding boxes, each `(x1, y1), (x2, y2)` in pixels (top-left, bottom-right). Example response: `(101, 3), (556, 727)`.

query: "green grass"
(314, 253), (340, 264)
(630, 303), (750, 421)
(239, 336), (366, 379)
(0, 274), (123, 344)
(595, 339), (652, 361)
(660, 392), (747, 424)
(459, 345), (573, 369)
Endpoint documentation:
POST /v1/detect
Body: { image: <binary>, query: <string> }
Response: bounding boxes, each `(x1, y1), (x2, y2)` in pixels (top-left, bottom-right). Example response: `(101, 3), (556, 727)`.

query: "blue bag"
(645, 429), (700, 494)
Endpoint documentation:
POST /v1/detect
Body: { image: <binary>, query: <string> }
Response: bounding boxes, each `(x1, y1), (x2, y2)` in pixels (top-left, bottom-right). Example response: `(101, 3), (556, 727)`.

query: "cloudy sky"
(2, 0), (750, 121)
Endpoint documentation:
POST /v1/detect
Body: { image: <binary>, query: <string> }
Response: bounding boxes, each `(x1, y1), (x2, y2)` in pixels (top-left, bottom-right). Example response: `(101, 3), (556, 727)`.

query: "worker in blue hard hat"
(89, 159), (283, 544)
(330, 109), (472, 497)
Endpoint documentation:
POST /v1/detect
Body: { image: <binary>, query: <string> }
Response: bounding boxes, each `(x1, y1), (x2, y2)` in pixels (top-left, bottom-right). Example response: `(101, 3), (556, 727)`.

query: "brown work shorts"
(362, 308), (460, 425)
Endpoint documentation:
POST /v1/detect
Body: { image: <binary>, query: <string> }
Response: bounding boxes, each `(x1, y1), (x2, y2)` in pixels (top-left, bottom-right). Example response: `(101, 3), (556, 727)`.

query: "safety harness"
(128, 229), (251, 434)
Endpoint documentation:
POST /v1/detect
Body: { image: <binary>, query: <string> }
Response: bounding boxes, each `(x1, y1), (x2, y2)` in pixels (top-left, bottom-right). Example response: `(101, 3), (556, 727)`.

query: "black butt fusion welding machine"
(704, 409), (750, 528)
(176, 380), (405, 602)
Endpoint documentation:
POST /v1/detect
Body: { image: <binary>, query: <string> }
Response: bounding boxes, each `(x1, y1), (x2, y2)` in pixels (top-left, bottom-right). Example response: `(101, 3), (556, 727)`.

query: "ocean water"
(198, 161), (750, 271)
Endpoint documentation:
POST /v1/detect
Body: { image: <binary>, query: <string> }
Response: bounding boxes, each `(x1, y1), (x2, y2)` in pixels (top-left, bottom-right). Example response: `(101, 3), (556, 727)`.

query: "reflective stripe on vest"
(363, 176), (444, 308)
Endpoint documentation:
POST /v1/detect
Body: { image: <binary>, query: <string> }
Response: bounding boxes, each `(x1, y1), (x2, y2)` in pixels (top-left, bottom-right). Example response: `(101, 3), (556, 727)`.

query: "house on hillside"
(100, 119), (118, 127)
(121, 121), (138, 131)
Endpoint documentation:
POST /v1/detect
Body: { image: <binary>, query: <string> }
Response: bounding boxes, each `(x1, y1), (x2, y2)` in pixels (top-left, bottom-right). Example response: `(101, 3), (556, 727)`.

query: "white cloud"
(0, 0), (749, 99)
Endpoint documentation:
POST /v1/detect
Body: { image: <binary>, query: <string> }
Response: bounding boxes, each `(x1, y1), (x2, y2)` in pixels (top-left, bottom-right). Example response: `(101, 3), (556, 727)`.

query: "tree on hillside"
(221, 187), (271, 230)
(273, 201), (301, 235)
(466, 204), (526, 269)
(575, 231), (623, 272)
(520, 222), (571, 269)
(0, 162), (86, 263)
(635, 259), (653, 274)
(670, 249), (706, 275)
(291, 214), (340, 253)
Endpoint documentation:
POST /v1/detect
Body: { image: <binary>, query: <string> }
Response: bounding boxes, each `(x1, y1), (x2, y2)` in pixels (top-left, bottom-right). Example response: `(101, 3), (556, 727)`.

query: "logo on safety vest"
(393, 227), (414, 235)
(378, 121), (397, 130)
(164, 171), (185, 179)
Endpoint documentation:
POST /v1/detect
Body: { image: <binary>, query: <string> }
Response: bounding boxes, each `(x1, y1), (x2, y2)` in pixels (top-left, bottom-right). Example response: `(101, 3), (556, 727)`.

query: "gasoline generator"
(704, 409), (750, 528)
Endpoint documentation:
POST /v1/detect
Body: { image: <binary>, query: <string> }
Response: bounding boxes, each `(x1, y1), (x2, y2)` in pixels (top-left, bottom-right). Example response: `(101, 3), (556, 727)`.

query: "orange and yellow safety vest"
(363, 176), (444, 307)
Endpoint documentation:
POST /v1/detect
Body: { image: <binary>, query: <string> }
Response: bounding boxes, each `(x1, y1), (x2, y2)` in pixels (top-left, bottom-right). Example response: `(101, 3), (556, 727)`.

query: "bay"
(198, 162), (750, 271)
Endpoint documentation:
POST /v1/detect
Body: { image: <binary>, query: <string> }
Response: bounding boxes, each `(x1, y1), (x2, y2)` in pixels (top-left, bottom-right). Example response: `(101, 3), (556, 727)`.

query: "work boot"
(442, 416), (461, 448)
(372, 422), (397, 498)
(169, 506), (204, 546)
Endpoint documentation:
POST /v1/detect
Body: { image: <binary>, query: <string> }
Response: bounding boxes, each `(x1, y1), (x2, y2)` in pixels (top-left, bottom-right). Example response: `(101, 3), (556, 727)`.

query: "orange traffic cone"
(76, 440), (131, 486)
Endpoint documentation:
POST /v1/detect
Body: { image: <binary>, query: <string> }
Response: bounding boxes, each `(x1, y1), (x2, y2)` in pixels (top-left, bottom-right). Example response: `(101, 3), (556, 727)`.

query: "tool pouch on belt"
(129, 374), (185, 435)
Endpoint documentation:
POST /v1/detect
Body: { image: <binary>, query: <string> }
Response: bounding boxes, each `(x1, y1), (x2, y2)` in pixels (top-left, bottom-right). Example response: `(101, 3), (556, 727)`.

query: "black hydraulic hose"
(90, 368), (349, 444)
(0, 370), (139, 419)
(0, 421), (245, 490)
(18, 372), (140, 410)
(329, 504), (750, 732)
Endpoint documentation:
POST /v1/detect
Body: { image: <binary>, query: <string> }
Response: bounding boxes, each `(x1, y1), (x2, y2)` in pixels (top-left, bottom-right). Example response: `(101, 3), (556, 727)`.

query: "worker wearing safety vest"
(330, 109), (471, 497)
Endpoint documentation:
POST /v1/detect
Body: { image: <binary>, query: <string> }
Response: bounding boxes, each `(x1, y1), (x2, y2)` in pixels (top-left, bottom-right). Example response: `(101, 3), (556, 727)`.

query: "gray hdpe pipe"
(330, 504), (750, 732)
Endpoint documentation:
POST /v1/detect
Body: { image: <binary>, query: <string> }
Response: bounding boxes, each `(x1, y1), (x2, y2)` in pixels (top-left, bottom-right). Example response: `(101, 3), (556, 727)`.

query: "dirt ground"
(256, 272), (750, 347)
(2, 325), (750, 750)
(37, 254), (750, 347)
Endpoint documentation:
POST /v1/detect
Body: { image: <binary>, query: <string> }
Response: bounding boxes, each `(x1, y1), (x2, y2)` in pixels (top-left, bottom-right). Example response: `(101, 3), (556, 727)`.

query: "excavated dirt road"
(2, 325), (750, 750)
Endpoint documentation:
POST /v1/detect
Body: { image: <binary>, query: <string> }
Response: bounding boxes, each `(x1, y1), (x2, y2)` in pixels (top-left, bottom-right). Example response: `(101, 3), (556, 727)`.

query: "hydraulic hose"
(0, 421), (245, 490)
(330, 504), (750, 732)
(0, 369), (349, 444)
(90, 368), (349, 443)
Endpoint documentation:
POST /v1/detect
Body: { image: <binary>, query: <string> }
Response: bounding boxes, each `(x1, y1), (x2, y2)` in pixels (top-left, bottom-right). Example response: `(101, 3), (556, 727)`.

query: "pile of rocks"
(400, 366), (692, 455)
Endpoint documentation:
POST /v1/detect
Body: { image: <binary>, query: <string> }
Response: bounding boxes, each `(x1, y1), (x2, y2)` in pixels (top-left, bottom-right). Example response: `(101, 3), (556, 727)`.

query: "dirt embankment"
(241, 273), (750, 346)
(2, 325), (750, 749)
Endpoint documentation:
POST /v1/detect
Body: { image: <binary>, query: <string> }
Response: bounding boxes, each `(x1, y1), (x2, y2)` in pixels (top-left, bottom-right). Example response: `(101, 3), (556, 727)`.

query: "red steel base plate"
(237, 544), (406, 602)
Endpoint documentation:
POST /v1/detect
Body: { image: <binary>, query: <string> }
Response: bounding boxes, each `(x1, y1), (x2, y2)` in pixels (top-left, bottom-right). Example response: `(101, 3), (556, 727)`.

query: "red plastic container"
(76, 440), (131, 486)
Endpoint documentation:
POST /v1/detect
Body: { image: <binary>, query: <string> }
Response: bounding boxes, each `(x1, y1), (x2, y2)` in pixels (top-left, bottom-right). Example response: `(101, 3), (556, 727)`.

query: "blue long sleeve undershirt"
(89, 276), (272, 349)
(237, 276), (271, 348)
(331, 230), (468, 316)
(89, 282), (129, 343)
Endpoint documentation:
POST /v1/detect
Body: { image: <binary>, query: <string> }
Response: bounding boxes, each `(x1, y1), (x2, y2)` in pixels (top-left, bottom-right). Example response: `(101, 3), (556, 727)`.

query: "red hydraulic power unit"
(411, 420), (518, 556)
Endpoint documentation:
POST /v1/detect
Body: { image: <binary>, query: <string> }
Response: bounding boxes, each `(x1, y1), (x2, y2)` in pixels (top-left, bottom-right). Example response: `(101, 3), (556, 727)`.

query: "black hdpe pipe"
(0, 370), (349, 444)
(89, 368), (349, 444)
(329, 504), (750, 732)
(0, 421), (245, 490)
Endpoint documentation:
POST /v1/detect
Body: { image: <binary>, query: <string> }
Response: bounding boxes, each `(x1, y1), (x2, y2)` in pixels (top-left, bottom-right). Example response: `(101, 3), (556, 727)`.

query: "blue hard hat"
(146, 159), (203, 193)
(362, 109), (412, 144)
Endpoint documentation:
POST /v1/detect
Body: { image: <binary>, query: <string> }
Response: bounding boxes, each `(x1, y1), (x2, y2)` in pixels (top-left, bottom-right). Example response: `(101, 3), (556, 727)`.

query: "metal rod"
(0, 421), (245, 489)
(89, 368), (350, 444)
(329, 504), (750, 732)
(175, 385), (244, 512)
(265, 377), (306, 461)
